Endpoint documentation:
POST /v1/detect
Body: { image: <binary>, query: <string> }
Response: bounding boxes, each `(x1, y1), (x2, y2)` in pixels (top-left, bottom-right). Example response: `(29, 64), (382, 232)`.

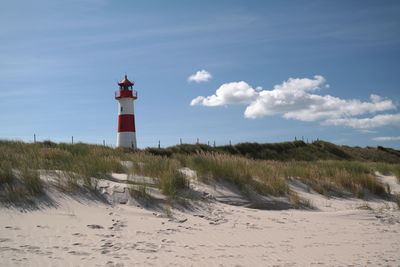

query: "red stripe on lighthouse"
(118, 114), (135, 132)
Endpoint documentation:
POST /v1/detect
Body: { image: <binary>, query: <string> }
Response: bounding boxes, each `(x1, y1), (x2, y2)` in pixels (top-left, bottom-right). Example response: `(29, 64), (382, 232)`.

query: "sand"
(1, 171), (400, 266)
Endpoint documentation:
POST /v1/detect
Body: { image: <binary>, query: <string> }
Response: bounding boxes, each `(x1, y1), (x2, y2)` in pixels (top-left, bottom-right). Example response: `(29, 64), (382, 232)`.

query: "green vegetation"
(289, 191), (314, 209)
(174, 153), (288, 196)
(0, 139), (399, 205)
(146, 140), (400, 163)
(128, 153), (189, 198)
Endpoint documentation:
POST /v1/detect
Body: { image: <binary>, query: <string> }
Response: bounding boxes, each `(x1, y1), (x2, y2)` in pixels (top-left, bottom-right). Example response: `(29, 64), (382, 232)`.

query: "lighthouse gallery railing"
(115, 90), (138, 99)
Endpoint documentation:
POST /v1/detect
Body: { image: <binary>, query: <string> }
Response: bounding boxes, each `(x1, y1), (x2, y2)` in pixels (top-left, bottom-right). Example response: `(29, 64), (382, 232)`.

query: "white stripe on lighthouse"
(117, 132), (137, 148)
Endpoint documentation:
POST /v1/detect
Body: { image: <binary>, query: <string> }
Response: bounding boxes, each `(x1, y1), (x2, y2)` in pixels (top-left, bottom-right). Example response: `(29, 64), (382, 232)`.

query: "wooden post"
(180, 138), (182, 145)
(158, 140), (160, 148)
(72, 136), (74, 144)
(34, 134), (36, 143)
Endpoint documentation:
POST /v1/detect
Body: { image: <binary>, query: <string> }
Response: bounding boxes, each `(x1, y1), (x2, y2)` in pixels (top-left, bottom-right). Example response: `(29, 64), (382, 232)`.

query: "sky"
(1, 0), (400, 148)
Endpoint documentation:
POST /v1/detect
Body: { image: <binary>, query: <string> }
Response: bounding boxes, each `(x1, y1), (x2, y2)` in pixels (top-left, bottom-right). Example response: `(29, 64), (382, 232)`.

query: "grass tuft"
(129, 184), (153, 206)
(20, 168), (43, 195)
(289, 191), (313, 209)
(129, 153), (189, 198)
(0, 161), (14, 185)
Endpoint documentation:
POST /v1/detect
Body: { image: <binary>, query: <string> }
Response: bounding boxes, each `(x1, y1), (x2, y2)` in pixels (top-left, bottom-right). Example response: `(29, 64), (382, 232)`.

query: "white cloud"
(190, 81), (258, 106)
(372, 136), (400, 141)
(359, 129), (377, 134)
(190, 75), (399, 129)
(325, 113), (400, 129)
(188, 70), (212, 83)
(244, 75), (327, 119)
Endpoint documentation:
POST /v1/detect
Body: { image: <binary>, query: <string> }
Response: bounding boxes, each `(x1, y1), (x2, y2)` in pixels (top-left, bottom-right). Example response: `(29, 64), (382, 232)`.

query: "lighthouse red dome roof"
(118, 75), (134, 86)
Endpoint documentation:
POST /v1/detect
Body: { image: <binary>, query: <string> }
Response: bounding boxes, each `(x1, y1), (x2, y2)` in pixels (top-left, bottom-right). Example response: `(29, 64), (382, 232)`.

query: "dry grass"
(20, 168), (42, 195)
(262, 160), (387, 198)
(0, 140), (397, 204)
(370, 162), (400, 183)
(129, 184), (153, 205)
(127, 152), (189, 198)
(0, 161), (14, 185)
(174, 153), (289, 196)
(289, 191), (314, 209)
(174, 153), (389, 198)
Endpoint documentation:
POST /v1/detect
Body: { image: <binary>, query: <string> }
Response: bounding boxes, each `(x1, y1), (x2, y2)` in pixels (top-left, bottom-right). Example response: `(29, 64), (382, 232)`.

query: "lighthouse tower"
(115, 75), (138, 148)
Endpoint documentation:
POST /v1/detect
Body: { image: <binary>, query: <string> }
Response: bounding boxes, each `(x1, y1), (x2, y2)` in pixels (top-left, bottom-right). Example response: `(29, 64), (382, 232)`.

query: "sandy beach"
(1, 171), (400, 267)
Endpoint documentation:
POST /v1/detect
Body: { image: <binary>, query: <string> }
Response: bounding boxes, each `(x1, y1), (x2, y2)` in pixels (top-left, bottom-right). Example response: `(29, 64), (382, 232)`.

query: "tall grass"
(20, 168), (42, 195)
(0, 161), (14, 185)
(0, 140), (398, 203)
(128, 152), (189, 198)
(265, 160), (387, 197)
(175, 154), (388, 198)
(174, 153), (289, 196)
(369, 162), (400, 183)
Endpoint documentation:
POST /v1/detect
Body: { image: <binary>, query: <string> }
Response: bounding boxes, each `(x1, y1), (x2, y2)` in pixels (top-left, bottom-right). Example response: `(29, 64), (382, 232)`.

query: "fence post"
(158, 140), (161, 148)
(180, 138), (182, 145)
(34, 134), (36, 143)
(72, 136), (74, 144)
(103, 140), (105, 146)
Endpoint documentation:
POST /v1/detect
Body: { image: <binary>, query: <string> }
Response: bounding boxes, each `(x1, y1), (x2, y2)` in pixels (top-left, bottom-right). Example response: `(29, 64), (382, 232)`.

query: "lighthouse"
(115, 75), (138, 148)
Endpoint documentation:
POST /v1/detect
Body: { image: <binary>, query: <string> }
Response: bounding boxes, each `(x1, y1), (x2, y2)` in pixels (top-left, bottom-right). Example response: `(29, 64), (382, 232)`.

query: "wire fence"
(2, 134), (321, 149)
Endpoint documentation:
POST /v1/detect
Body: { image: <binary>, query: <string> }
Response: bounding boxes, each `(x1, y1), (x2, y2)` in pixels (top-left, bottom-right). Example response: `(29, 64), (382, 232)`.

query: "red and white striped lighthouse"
(115, 75), (138, 148)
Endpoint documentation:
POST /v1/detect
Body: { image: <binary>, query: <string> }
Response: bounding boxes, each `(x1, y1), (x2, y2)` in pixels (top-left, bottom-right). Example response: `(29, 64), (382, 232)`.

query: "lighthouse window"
(120, 107), (123, 112)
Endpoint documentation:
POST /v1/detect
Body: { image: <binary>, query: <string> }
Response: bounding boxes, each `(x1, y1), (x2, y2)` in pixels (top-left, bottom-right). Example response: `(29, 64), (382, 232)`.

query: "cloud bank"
(188, 70), (212, 83)
(190, 75), (399, 129)
(372, 136), (400, 141)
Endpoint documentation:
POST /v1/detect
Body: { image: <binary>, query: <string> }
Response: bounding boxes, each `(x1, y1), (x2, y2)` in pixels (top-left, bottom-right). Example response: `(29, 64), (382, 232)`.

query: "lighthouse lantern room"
(115, 75), (138, 148)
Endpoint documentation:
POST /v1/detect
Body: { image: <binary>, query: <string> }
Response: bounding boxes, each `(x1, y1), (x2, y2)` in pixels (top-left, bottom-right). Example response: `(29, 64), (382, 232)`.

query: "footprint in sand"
(36, 225), (49, 229)
(134, 241), (158, 253)
(68, 250), (91, 256)
(87, 224), (104, 229)
(4, 226), (20, 230)
(72, 232), (87, 237)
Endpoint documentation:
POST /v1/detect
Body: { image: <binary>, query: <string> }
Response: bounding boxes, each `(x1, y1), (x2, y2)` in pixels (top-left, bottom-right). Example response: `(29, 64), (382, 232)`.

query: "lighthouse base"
(117, 132), (137, 149)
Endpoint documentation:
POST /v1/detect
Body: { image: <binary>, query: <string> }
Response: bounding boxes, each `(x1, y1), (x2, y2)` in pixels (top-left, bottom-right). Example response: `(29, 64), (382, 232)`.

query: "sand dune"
(1, 170), (400, 266)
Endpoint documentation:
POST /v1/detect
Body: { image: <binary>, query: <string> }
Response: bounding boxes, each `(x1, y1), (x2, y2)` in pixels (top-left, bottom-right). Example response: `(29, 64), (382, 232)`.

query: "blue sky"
(1, 0), (400, 148)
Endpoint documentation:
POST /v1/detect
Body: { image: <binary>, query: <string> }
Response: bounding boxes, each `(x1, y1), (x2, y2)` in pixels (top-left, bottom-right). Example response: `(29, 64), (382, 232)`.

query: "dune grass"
(369, 162), (400, 183)
(173, 153), (388, 198)
(0, 160), (42, 202)
(127, 152), (189, 198)
(174, 153), (289, 196)
(128, 184), (153, 206)
(0, 140), (126, 194)
(277, 161), (387, 197)
(0, 140), (398, 204)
